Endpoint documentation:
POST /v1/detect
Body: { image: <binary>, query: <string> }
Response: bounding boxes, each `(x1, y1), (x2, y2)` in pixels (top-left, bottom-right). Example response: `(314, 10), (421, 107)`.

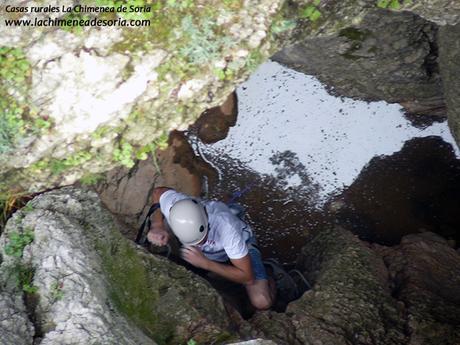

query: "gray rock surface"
(438, 22), (460, 148)
(0, 187), (239, 344)
(250, 226), (406, 345)
(0, 0), (283, 194)
(400, 0), (460, 25)
(0, 291), (34, 345)
(274, 9), (445, 117)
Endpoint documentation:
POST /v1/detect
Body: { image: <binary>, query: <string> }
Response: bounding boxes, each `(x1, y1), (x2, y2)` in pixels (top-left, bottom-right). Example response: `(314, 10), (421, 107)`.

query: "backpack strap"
(135, 203), (161, 244)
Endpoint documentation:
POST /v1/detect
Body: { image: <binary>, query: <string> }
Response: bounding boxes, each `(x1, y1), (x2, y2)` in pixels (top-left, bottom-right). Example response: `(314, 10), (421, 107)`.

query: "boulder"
(0, 187), (239, 344)
(438, 22), (460, 148)
(377, 232), (460, 345)
(274, 8), (445, 117)
(193, 92), (238, 144)
(250, 226), (406, 345)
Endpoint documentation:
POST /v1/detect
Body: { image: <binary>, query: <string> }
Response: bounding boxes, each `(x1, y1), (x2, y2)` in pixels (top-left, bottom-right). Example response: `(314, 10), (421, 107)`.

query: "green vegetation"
(0, 47), (53, 155)
(4, 229), (34, 257)
(96, 231), (174, 344)
(0, 192), (32, 234)
(113, 141), (135, 168)
(31, 151), (93, 175)
(60, 12), (91, 35)
(300, 0), (322, 22)
(16, 264), (38, 294)
(339, 27), (372, 42)
(166, 0), (194, 11)
(79, 173), (105, 186)
(245, 50), (265, 72)
(3, 228), (37, 294)
(94, 0), (156, 20)
(376, 0), (411, 9)
(50, 280), (65, 301)
(271, 19), (297, 34)
(179, 15), (235, 65)
(91, 125), (113, 140)
(22, 202), (34, 213)
(0, 47), (30, 154)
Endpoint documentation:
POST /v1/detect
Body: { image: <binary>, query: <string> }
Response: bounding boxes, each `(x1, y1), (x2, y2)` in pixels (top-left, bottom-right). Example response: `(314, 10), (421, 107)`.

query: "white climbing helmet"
(168, 199), (208, 245)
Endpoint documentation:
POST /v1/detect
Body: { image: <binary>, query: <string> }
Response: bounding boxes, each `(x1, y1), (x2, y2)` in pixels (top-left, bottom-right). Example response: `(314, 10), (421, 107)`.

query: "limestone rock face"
(0, 187), (238, 344)
(0, 0), (283, 194)
(0, 290), (33, 345)
(377, 233), (460, 345)
(250, 226), (406, 345)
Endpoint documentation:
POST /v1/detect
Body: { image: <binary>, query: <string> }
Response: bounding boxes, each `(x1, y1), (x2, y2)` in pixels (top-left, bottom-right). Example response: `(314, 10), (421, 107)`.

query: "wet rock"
(156, 131), (217, 193)
(377, 232), (460, 345)
(274, 9), (445, 117)
(0, 187), (239, 344)
(331, 136), (460, 247)
(438, 22), (460, 148)
(193, 92), (238, 144)
(250, 225), (406, 345)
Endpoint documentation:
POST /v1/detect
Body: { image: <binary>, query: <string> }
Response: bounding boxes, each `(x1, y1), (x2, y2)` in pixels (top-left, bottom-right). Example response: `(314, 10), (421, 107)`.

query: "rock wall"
(274, 1), (460, 136)
(0, 187), (241, 344)
(250, 226), (407, 345)
(377, 232), (460, 345)
(438, 22), (460, 147)
(0, 0), (284, 195)
(274, 8), (444, 117)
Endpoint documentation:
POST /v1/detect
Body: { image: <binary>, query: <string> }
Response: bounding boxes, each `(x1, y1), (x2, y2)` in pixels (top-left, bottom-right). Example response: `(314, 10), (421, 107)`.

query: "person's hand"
(147, 226), (170, 246)
(181, 246), (209, 269)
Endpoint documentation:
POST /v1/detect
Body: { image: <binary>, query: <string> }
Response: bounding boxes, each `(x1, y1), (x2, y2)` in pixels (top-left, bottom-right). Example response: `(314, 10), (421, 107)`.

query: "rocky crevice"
(0, 187), (246, 345)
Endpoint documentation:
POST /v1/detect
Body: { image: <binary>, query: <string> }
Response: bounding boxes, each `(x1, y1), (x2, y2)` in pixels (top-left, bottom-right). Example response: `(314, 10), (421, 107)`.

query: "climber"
(146, 186), (276, 310)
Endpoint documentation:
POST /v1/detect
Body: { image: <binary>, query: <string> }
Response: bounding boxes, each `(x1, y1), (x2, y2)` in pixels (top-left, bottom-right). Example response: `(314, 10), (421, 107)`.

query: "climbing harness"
(135, 202), (172, 259)
(135, 203), (160, 245)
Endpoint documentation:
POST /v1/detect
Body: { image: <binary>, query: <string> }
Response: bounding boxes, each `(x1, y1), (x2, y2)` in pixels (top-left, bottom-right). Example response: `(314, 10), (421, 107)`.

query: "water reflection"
(189, 61), (460, 264)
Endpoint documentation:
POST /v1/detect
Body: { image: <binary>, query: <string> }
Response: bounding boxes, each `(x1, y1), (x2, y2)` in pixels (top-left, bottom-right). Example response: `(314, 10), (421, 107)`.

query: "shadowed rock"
(274, 9), (445, 118)
(376, 232), (460, 345)
(250, 226), (406, 345)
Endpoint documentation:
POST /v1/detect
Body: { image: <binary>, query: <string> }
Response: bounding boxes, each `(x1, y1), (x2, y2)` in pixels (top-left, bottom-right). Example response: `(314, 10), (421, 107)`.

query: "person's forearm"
(205, 260), (254, 284)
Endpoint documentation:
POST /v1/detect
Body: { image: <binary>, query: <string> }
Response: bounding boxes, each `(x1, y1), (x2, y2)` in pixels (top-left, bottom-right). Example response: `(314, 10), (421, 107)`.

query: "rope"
(227, 182), (255, 204)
